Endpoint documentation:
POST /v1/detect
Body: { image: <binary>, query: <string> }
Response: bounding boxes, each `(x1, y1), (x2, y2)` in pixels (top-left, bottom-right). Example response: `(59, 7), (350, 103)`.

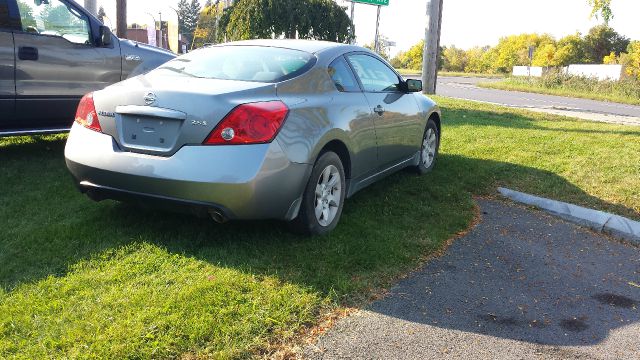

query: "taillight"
(75, 92), (102, 133)
(203, 101), (289, 145)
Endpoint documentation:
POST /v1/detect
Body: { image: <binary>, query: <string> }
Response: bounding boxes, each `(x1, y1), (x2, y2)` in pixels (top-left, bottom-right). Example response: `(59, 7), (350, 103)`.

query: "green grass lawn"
(1, 98), (639, 359)
(480, 77), (640, 106)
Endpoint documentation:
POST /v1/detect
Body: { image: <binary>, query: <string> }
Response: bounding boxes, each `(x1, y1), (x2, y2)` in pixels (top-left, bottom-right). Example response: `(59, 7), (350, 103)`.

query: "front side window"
(328, 56), (360, 92)
(347, 54), (400, 92)
(17, 0), (91, 45)
(156, 46), (316, 83)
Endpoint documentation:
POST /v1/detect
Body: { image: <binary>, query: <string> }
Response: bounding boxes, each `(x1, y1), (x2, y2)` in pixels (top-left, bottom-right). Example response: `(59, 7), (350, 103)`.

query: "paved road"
(306, 199), (640, 360)
(408, 76), (640, 119)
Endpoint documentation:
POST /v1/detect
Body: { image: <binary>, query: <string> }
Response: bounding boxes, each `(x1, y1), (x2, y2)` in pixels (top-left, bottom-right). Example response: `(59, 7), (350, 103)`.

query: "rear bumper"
(64, 123), (312, 220)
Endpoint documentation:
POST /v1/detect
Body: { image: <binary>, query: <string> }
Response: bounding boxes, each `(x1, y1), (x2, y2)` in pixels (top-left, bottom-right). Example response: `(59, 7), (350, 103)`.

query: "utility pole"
(350, 1), (355, 44)
(116, 0), (127, 39)
(83, 0), (96, 16)
(373, 5), (381, 53)
(158, 12), (163, 49)
(422, 0), (443, 95)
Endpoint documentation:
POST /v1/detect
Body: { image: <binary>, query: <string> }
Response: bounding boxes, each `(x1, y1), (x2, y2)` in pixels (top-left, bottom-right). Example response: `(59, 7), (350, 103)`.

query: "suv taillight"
(75, 92), (102, 133)
(203, 101), (289, 145)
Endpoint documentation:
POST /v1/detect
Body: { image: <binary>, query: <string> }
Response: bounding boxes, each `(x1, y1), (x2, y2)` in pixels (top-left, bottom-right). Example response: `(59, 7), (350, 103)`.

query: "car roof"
(215, 39), (352, 54)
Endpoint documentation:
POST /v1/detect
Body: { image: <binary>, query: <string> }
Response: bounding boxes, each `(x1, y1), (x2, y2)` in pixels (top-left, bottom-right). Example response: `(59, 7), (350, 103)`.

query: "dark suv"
(0, 0), (175, 136)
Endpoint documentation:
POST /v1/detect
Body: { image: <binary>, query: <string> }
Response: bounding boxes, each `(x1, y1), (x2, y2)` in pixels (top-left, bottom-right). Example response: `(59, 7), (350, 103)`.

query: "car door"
(346, 53), (423, 169)
(327, 55), (378, 181)
(0, 0), (19, 130)
(13, 0), (121, 129)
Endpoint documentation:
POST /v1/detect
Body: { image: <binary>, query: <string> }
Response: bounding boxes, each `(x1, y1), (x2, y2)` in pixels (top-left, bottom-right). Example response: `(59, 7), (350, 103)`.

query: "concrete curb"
(498, 187), (640, 246)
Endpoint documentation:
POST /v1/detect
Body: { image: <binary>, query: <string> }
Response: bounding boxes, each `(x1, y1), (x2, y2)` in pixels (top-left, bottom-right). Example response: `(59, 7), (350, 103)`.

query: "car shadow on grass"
(1, 135), (637, 304)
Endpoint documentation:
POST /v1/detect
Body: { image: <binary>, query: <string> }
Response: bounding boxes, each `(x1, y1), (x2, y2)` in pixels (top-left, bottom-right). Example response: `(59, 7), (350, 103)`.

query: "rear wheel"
(416, 118), (440, 174)
(289, 151), (345, 235)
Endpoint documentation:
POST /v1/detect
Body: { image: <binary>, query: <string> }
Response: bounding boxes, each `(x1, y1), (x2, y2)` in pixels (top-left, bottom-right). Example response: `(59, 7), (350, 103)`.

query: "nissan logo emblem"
(143, 92), (157, 105)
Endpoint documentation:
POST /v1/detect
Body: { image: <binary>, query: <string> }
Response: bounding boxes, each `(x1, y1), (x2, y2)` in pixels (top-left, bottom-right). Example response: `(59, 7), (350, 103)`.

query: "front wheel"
(289, 151), (346, 235)
(416, 118), (440, 174)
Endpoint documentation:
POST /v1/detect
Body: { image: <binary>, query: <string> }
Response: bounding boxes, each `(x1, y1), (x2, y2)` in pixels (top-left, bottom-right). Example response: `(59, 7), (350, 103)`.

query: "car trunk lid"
(93, 73), (278, 156)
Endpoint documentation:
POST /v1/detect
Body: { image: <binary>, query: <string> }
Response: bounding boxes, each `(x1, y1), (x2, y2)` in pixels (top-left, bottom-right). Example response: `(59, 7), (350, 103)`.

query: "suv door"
(0, 0), (19, 130)
(345, 53), (423, 168)
(13, 0), (121, 129)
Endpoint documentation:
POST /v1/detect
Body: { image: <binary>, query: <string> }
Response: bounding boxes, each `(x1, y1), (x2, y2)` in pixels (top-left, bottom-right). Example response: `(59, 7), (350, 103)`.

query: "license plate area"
(119, 115), (183, 153)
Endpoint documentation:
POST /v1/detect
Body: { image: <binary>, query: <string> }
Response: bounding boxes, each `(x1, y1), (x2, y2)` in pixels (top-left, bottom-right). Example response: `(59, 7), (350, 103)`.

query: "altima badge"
(143, 92), (157, 106)
(98, 111), (115, 118)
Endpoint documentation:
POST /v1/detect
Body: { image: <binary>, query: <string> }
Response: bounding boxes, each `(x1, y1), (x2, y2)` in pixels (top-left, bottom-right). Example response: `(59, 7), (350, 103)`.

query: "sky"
(96, 0), (640, 56)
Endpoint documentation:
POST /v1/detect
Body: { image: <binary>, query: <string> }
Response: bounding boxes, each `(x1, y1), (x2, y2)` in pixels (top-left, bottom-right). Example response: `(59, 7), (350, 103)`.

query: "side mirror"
(405, 79), (423, 93)
(99, 26), (112, 47)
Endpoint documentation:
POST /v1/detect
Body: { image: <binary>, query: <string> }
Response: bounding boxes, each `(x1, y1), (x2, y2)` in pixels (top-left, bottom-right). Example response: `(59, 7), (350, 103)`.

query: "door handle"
(18, 46), (39, 61)
(374, 105), (385, 116)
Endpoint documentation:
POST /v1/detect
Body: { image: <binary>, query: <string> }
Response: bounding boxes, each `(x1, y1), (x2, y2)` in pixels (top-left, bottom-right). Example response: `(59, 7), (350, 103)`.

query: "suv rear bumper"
(65, 123), (312, 220)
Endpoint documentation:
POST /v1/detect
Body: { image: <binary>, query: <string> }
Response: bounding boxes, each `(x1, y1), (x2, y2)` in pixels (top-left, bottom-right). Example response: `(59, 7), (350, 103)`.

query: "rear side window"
(328, 57), (360, 92)
(155, 46), (316, 83)
(346, 53), (401, 92)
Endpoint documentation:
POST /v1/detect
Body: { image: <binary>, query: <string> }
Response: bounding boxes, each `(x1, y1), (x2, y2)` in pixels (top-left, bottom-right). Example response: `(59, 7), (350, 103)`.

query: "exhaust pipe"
(209, 210), (228, 224)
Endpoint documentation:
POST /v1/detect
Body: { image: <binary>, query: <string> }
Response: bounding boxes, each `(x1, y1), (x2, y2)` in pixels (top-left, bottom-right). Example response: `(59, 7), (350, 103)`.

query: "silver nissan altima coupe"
(65, 39), (441, 235)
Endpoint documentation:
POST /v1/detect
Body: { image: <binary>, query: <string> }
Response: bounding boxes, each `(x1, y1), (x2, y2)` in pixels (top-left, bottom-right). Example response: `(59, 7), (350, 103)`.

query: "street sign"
(352, 0), (389, 6)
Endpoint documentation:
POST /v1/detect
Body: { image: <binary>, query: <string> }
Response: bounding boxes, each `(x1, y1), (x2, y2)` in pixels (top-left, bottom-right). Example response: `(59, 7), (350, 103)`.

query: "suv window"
(328, 56), (360, 92)
(346, 54), (400, 92)
(17, 0), (91, 45)
(0, 0), (21, 30)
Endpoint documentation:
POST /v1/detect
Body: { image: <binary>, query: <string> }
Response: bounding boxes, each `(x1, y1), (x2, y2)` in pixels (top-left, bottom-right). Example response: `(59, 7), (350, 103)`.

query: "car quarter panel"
(275, 60), (378, 182)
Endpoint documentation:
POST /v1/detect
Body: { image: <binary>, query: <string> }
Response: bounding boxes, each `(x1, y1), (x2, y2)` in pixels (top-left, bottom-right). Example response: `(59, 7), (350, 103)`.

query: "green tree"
(442, 46), (467, 72)
(17, 1), (36, 29)
(532, 43), (558, 67)
(390, 40), (423, 70)
(464, 46), (491, 73)
(363, 35), (391, 61)
(41, 4), (80, 32)
(624, 41), (640, 79)
(583, 25), (629, 63)
(553, 34), (586, 66)
(178, 0), (201, 44)
(490, 33), (555, 73)
(192, 2), (225, 48)
(588, 0), (613, 25)
(389, 40), (444, 71)
(221, 0), (353, 43)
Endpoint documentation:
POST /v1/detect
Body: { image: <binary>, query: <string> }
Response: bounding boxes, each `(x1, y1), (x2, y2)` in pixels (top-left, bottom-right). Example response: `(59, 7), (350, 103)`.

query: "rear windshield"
(155, 45), (316, 83)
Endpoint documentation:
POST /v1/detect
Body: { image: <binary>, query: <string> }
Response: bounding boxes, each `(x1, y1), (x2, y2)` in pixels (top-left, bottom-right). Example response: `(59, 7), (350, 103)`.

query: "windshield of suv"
(155, 45), (316, 83)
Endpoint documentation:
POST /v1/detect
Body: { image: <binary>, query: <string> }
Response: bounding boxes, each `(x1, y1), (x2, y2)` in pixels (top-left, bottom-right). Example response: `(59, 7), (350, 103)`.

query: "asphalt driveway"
(306, 199), (640, 359)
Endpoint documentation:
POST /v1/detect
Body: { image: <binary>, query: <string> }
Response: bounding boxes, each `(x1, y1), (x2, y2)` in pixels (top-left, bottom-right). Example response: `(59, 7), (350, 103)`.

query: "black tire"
(416, 118), (440, 175)
(289, 151), (346, 236)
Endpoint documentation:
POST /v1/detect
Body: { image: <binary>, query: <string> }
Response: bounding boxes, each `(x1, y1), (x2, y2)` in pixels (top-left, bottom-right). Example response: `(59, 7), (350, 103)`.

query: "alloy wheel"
(421, 128), (437, 168)
(314, 165), (342, 227)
